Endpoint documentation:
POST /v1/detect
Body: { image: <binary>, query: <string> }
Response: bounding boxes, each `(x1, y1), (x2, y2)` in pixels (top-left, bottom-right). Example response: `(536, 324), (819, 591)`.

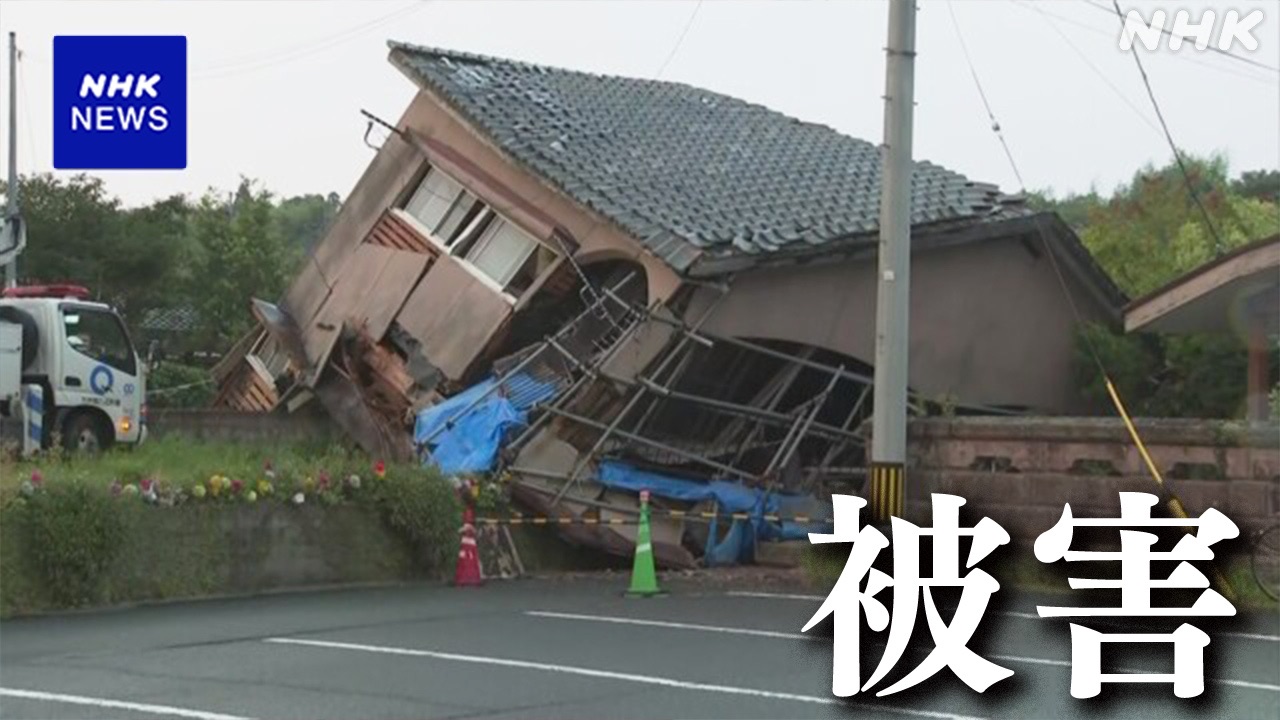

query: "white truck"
(1, 284), (146, 452)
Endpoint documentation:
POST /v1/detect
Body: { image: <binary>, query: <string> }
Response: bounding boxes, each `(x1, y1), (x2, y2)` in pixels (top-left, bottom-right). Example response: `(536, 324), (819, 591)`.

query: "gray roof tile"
(389, 42), (1027, 274)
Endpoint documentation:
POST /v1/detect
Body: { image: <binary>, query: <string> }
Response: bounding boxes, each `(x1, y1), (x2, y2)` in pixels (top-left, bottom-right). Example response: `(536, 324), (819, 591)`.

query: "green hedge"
(0, 439), (461, 616)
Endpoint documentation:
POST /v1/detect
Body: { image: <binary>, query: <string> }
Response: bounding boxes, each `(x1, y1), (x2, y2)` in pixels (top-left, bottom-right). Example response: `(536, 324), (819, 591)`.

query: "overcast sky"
(0, 0), (1276, 207)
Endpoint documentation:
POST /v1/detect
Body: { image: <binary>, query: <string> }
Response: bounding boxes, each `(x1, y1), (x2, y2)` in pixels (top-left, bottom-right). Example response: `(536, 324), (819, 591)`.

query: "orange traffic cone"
(454, 505), (483, 587)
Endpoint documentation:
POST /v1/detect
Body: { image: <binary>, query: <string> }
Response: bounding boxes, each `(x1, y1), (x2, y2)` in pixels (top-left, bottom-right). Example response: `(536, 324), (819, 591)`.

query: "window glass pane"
(466, 220), (537, 287)
(403, 169), (464, 232)
(62, 306), (137, 375)
(436, 193), (480, 246)
(451, 208), (495, 257)
(506, 244), (558, 296)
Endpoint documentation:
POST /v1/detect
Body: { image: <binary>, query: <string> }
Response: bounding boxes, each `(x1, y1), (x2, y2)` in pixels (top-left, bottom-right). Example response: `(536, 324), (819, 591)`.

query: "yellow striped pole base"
(869, 463), (905, 523)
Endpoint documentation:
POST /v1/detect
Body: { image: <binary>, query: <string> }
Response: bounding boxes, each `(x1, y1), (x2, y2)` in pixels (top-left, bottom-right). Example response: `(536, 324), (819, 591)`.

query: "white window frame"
(395, 165), (554, 301)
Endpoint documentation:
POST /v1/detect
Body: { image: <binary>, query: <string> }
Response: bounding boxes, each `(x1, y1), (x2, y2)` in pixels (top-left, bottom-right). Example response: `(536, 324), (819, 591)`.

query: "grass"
(0, 437), (460, 616)
(1, 435), (374, 500)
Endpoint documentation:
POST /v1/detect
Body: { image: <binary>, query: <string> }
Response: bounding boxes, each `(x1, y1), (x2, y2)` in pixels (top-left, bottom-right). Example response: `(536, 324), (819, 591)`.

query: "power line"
(1078, 0), (1280, 74)
(946, 0), (1023, 189)
(193, 1), (431, 81)
(945, 2), (1127, 393)
(1008, 0), (1278, 88)
(1012, 0), (1162, 136)
(195, 1), (425, 74)
(951, 0), (1262, 569)
(654, 0), (703, 79)
(1106, 0), (1229, 256)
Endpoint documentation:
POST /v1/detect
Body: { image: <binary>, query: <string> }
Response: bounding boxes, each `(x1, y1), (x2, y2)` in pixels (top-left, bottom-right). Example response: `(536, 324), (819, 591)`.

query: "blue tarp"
(597, 461), (834, 565)
(413, 372), (557, 475)
(415, 373), (833, 566)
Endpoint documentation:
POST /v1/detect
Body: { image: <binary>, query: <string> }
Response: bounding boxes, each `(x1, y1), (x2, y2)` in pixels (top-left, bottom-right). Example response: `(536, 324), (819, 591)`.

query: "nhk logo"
(1119, 9), (1265, 52)
(54, 36), (186, 169)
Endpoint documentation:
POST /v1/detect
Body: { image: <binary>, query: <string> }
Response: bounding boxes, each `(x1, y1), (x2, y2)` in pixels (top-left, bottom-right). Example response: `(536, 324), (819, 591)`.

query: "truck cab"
(0, 284), (146, 451)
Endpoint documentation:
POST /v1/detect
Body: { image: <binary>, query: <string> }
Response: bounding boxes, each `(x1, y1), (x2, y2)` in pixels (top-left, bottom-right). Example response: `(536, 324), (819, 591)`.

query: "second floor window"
(401, 166), (556, 296)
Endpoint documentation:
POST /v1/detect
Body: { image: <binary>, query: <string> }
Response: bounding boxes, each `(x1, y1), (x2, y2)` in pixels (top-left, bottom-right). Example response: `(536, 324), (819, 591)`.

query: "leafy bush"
(370, 465), (461, 574)
(0, 439), (464, 613)
(16, 482), (126, 607)
(1074, 323), (1262, 419)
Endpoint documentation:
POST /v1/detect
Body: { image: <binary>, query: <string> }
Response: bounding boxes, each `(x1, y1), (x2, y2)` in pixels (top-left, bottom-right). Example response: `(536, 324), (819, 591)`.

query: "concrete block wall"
(147, 408), (338, 445)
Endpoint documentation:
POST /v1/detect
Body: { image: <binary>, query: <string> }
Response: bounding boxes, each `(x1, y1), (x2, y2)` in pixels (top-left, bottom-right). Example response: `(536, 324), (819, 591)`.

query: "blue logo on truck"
(53, 36), (187, 169)
(89, 365), (115, 395)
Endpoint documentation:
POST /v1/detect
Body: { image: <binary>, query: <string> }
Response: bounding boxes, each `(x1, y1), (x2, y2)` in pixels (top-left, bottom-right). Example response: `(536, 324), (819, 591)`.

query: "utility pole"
(2, 31), (19, 289)
(869, 0), (916, 522)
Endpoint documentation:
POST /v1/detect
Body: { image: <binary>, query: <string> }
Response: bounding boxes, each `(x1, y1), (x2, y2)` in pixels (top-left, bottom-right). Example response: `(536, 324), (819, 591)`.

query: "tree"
(1057, 155), (1280, 418)
(5, 174), (192, 328)
(1027, 188), (1101, 232)
(1232, 169), (1280, 204)
(273, 192), (341, 254)
(188, 179), (295, 350)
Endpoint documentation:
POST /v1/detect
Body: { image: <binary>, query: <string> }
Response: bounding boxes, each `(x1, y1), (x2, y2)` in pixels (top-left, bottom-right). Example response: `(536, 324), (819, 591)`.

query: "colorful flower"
(256, 479), (273, 496)
(230, 478), (244, 494)
(192, 484), (207, 499)
(30, 469), (43, 487)
(346, 474), (361, 490)
(245, 490), (258, 503)
(374, 460), (386, 479)
(19, 480), (34, 497)
(291, 492), (305, 506)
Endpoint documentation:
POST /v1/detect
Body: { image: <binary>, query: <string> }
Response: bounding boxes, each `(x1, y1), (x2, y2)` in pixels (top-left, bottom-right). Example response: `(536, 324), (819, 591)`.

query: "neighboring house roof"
(388, 42), (1030, 276)
(1124, 234), (1279, 335)
(140, 305), (199, 333)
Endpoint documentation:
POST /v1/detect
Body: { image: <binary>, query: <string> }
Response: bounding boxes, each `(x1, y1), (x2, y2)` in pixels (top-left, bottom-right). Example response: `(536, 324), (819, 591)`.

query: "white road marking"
(526, 610), (812, 640)
(528, 610), (1078, 671)
(0, 688), (253, 720)
(264, 637), (986, 720)
(728, 590), (825, 601)
(728, 591), (1280, 643)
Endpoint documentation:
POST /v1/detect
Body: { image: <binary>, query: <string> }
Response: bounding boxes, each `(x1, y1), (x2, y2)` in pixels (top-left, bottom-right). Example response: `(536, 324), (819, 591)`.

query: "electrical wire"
(1013, 0), (1162, 135)
(1008, 0), (1278, 87)
(192, 1), (431, 80)
(1078, 0), (1280, 74)
(945, 2), (1241, 577)
(946, 0), (1024, 189)
(654, 0), (704, 79)
(944, 3), (1111, 373)
(1107, 0), (1229, 256)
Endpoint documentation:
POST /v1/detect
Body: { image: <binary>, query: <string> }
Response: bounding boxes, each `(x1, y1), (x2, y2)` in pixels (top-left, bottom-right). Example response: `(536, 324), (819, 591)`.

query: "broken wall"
(684, 234), (1115, 414)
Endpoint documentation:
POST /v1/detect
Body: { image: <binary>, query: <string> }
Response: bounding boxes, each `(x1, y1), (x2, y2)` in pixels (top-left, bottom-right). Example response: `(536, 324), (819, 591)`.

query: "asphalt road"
(0, 577), (1276, 720)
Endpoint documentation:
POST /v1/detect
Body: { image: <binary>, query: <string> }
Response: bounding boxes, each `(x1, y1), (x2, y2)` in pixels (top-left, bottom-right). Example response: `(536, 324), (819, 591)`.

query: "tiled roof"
(388, 42), (1028, 275)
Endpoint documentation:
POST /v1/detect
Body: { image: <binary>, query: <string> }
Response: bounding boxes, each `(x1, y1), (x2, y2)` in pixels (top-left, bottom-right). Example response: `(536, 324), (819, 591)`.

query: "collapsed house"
(213, 42), (1126, 566)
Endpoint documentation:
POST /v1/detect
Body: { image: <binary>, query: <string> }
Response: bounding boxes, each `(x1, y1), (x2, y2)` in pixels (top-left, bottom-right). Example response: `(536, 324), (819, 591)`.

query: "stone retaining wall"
(905, 417), (1280, 540)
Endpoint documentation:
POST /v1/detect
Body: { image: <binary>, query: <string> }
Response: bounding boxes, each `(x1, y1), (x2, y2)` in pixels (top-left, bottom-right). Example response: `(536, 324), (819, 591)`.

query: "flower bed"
(0, 439), (460, 616)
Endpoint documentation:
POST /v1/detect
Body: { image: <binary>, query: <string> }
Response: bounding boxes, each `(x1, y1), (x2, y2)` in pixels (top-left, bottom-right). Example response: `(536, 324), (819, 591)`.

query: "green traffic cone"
(627, 490), (663, 597)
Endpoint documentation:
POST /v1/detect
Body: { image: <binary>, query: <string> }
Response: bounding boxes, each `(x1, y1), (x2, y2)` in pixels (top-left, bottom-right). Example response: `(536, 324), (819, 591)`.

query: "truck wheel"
(63, 412), (111, 454)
